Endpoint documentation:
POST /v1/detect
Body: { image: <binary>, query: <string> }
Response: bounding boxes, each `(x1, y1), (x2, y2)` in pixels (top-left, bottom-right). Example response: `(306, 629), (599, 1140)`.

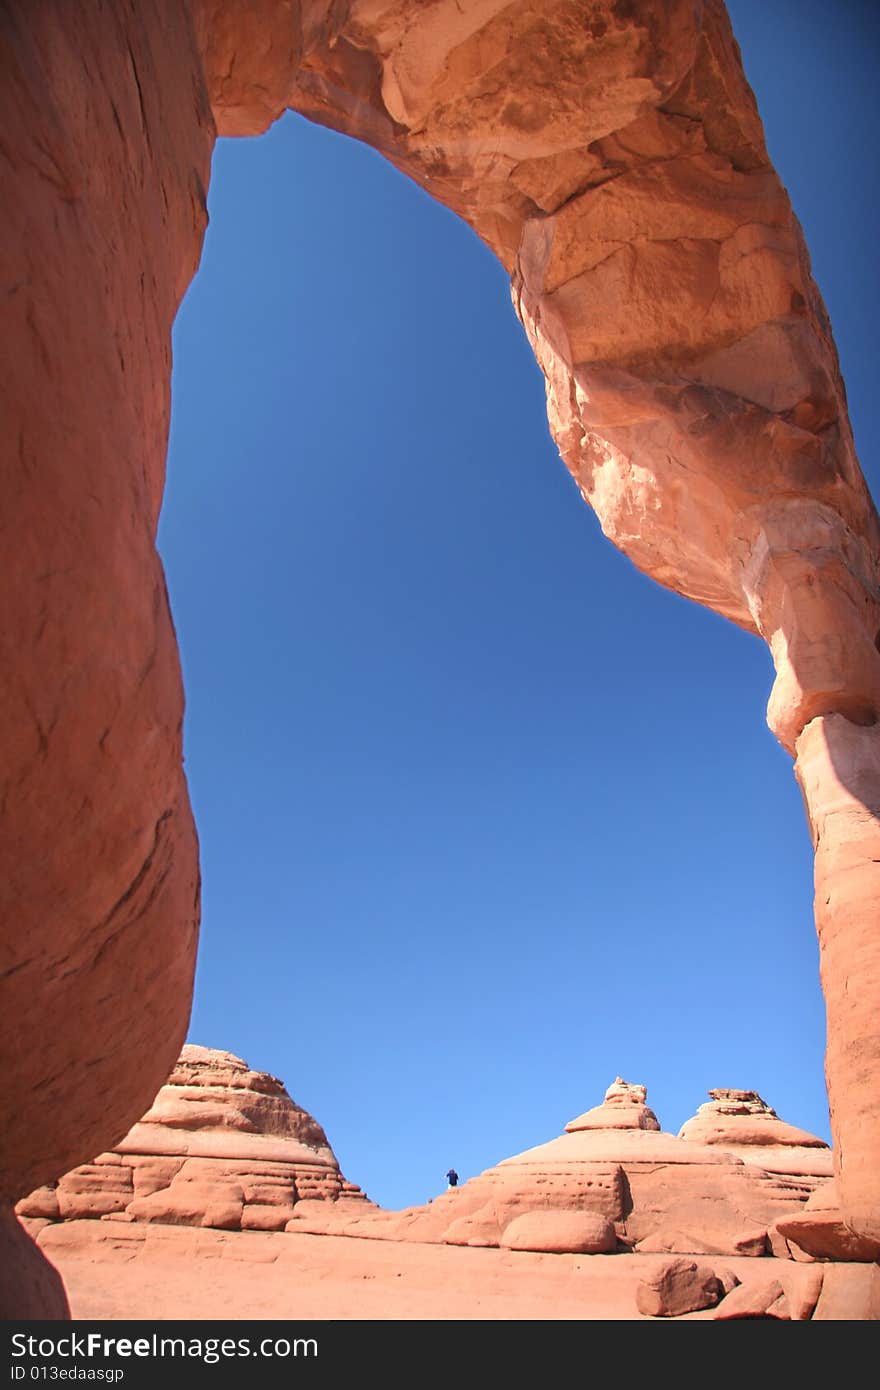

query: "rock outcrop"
(0, 0), (212, 1216)
(776, 1181), (880, 1265)
(217, 0), (880, 1253)
(29, 1070), (828, 1266)
(17, 1047), (369, 1235)
(290, 1079), (829, 1260)
(714, 1277), (792, 1320)
(23, 1218), (841, 1321)
(566, 1078), (661, 1132)
(710, 1265), (822, 1320)
(794, 716), (880, 1241)
(15, 1066), (877, 1319)
(3, 0), (879, 1313)
(678, 1089), (833, 1181)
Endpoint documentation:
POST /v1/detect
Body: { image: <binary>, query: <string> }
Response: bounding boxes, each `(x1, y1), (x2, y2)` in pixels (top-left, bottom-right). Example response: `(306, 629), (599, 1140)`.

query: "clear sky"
(159, 0), (879, 1209)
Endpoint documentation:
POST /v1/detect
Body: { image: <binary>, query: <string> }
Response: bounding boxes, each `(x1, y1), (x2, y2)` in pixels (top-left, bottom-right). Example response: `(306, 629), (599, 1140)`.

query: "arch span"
(1, 0), (878, 1304)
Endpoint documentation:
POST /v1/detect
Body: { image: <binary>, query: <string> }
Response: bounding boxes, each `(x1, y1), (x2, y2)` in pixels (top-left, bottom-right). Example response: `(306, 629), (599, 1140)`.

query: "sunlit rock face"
(775, 1180), (880, 1265)
(287, 1079), (830, 1259)
(678, 1089), (833, 1179)
(794, 717), (880, 1242)
(15, 1065), (875, 1318)
(16, 1047), (369, 1234)
(3, 0), (879, 1318)
(565, 1077), (662, 1132)
(185, 0), (880, 1250)
(271, 1), (880, 1246)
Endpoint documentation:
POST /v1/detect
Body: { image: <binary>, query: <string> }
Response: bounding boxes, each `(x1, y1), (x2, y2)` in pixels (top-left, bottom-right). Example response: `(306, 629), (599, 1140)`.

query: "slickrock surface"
(811, 1263), (880, 1322)
(14, 1068), (875, 1319)
(16, 1047), (368, 1234)
(29, 1222), (838, 1322)
(21, 1071), (830, 1265)
(3, 0), (879, 1312)
(286, 1080), (829, 1260)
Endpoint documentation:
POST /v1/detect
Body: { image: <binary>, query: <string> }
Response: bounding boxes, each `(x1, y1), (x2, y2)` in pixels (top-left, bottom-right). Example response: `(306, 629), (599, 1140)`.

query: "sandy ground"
(34, 1222), (823, 1321)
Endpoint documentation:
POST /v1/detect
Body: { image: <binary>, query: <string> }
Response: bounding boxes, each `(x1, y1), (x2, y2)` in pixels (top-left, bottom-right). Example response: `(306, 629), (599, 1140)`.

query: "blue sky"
(159, 1), (879, 1209)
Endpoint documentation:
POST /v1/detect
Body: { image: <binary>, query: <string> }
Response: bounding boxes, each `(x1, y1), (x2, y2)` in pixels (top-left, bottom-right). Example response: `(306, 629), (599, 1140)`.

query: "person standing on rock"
(446, 1168), (459, 1189)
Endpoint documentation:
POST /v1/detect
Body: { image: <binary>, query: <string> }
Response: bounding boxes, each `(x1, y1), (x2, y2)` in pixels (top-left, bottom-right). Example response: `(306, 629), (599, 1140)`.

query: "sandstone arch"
(1, 0), (878, 1308)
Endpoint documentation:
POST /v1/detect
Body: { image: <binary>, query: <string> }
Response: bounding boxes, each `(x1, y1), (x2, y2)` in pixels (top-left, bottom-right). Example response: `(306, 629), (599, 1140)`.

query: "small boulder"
(636, 1258), (727, 1317)
(714, 1279), (790, 1319)
(15, 1187), (60, 1221)
(500, 1210), (616, 1254)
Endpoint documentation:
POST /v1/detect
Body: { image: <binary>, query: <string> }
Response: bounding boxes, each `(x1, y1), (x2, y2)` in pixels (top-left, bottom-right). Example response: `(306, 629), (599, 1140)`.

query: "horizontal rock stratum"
(678, 1088), (834, 1178)
(329, 1077), (832, 1260)
(22, 1064), (877, 1318)
(17, 1046), (369, 1234)
(20, 1069), (829, 1259)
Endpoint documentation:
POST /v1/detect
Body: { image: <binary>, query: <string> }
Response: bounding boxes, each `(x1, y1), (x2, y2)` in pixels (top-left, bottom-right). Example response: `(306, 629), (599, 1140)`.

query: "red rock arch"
(1, 0), (877, 1306)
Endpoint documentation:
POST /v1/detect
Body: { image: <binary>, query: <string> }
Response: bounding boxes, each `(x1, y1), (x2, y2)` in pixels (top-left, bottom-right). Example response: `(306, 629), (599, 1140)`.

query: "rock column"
(0, 1), (214, 1207)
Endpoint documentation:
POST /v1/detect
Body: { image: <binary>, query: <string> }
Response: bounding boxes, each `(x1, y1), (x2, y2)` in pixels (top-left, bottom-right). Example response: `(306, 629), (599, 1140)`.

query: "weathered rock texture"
(262, 0), (880, 1253)
(636, 1257), (729, 1318)
(500, 1209), (616, 1255)
(2, 0), (879, 1313)
(16, 1046), (368, 1234)
(811, 1263), (880, 1322)
(776, 1180), (880, 1265)
(25, 1222), (839, 1321)
(288, 1080), (830, 1260)
(0, 1204), (69, 1321)
(0, 0), (212, 1211)
(794, 717), (880, 1241)
(15, 1070), (876, 1319)
(679, 1088), (832, 1180)
(714, 1276), (791, 1320)
(566, 1077), (661, 1132)
(24, 1071), (830, 1268)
